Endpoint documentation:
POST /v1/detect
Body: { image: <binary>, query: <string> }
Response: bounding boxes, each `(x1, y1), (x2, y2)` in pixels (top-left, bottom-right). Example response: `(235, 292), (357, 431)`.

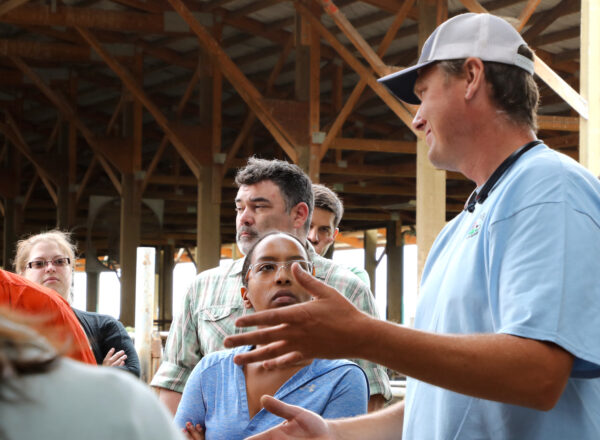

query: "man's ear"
(241, 286), (253, 309)
(291, 202), (310, 230)
(333, 228), (339, 240)
(463, 57), (486, 100)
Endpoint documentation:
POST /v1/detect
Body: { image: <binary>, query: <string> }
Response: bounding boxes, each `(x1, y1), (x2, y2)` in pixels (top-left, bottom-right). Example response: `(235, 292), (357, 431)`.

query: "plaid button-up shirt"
(151, 248), (391, 401)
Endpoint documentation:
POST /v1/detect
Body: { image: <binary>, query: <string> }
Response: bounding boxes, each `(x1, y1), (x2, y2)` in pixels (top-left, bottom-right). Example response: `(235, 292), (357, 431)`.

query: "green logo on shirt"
(466, 212), (486, 239)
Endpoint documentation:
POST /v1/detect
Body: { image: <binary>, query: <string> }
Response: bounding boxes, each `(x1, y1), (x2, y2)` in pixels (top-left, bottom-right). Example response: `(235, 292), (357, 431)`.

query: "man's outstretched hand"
(223, 263), (373, 368)
(245, 396), (334, 440)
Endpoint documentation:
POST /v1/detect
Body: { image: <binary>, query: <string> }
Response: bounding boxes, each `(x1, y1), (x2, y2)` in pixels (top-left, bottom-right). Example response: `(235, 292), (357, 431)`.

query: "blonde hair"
(0, 307), (59, 400)
(14, 230), (76, 276)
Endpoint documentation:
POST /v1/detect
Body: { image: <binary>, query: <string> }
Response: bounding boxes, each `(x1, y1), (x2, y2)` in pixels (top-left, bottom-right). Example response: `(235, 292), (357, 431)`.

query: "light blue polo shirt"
(404, 144), (600, 439)
(175, 345), (368, 440)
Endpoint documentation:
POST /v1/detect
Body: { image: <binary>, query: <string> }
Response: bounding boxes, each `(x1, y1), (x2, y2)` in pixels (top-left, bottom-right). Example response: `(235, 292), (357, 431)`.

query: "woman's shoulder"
(310, 358), (366, 378)
(73, 309), (127, 332)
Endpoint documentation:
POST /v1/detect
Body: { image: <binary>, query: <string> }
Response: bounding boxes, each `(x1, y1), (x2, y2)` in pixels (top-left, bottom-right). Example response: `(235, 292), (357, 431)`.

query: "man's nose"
(412, 108), (425, 131)
(238, 208), (254, 225)
(307, 227), (318, 243)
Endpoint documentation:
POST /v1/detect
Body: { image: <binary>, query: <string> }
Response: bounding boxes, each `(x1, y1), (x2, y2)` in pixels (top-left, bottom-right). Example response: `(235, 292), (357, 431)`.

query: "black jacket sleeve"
(100, 317), (141, 377)
(73, 308), (141, 377)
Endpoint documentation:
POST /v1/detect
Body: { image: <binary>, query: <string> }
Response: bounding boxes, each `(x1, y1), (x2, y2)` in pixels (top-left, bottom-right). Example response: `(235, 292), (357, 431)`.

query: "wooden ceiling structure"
(0, 0), (591, 268)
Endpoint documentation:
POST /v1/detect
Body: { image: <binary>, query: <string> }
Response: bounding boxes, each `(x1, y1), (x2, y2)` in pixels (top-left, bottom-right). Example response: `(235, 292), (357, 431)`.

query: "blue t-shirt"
(404, 144), (600, 439)
(175, 345), (369, 440)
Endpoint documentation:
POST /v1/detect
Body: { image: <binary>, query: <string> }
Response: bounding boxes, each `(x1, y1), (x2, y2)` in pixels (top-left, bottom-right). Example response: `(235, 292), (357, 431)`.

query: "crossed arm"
(224, 265), (573, 412)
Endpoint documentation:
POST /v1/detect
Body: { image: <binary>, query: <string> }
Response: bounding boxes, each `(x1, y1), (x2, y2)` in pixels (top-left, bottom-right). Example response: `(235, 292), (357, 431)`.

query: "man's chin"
(236, 238), (254, 255)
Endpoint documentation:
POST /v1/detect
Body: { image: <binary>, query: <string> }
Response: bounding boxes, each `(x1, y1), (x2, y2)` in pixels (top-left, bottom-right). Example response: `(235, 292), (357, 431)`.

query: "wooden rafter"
(221, 35), (294, 177)
(76, 26), (203, 178)
(9, 56), (123, 194)
(142, 62), (203, 194)
(0, 0), (31, 18)
(76, 156), (97, 203)
(318, 0), (391, 76)
(522, 0), (579, 41)
(2, 5), (168, 33)
(298, 0), (417, 161)
(330, 138), (416, 154)
(515, 0), (542, 32)
(166, 0), (299, 163)
(0, 114), (58, 204)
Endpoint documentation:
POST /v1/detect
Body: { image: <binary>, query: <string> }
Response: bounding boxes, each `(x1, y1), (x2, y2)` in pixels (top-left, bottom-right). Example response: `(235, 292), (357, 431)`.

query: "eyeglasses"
(246, 260), (313, 279)
(26, 257), (71, 270)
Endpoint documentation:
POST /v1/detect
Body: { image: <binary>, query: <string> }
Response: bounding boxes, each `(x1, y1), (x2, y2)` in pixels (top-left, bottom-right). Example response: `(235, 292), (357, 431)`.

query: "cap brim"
(378, 60), (435, 105)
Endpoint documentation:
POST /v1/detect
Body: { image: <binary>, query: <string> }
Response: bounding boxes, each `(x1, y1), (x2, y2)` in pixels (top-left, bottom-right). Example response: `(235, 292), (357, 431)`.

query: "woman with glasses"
(175, 232), (368, 440)
(15, 230), (140, 376)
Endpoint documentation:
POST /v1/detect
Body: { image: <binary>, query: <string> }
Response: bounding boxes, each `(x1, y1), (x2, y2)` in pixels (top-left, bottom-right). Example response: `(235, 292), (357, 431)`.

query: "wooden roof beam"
(9, 56), (122, 194)
(320, 161), (414, 178)
(537, 115), (579, 132)
(515, 0), (542, 32)
(0, 0), (32, 17)
(0, 38), (96, 63)
(166, 0), (299, 163)
(302, 0), (417, 160)
(317, 0), (391, 76)
(77, 26), (204, 178)
(2, 5), (168, 33)
(0, 114), (58, 204)
(531, 26), (579, 47)
(142, 62), (202, 194)
(522, 0), (579, 42)
(330, 137), (416, 154)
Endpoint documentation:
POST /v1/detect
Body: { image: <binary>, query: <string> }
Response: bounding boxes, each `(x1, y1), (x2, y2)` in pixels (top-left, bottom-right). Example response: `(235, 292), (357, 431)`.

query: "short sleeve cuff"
(150, 360), (191, 393)
(359, 361), (392, 401)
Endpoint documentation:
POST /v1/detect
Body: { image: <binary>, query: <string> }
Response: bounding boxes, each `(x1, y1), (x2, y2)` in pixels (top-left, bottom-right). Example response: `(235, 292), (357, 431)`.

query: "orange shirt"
(0, 269), (96, 365)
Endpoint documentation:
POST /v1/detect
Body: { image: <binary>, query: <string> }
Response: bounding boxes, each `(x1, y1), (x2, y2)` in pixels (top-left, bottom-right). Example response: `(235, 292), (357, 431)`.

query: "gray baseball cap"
(378, 13), (534, 104)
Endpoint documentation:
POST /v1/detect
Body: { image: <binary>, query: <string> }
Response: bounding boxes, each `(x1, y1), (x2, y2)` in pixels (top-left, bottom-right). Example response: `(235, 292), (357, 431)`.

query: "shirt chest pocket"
(198, 305), (243, 355)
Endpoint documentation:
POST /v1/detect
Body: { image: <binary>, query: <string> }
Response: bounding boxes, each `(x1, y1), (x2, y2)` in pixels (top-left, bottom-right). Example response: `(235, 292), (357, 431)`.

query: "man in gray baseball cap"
(225, 13), (600, 440)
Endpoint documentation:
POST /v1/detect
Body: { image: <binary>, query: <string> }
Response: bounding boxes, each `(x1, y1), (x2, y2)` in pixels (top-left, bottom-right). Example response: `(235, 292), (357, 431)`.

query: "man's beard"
(236, 226), (259, 255)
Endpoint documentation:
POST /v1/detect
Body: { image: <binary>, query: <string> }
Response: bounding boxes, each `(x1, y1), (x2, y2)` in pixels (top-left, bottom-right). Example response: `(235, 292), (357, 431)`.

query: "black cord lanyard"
(465, 140), (543, 213)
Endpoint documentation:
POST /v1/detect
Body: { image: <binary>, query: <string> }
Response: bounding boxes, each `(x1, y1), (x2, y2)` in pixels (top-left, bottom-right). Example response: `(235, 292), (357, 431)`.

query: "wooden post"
(416, 0), (447, 284)
(196, 167), (221, 272)
(386, 221), (403, 324)
(308, 3), (321, 182)
(56, 121), (70, 229)
(580, 0), (600, 176)
(158, 244), (174, 331)
(119, 51), (143, 326)
(3, 197), (18, 269)
(295, 3), (310, 107)
(195, 50), (221, 273)
(86, 270), (99, 312)
(119, 173), (141, 326)
(2, 148), (20, 269)
(135, 246), (155, 383)
(364, 229), (377, 294)
(68, 73), (78, 226)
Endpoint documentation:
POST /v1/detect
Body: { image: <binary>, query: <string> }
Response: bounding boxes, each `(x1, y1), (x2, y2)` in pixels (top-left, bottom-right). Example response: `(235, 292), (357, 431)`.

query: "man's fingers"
(233, 307), (296, 328)
(225, 322), (289, 347)
(260, 395), (303, 421)
(292, 263), (336, 299)
(232, 340), (290, 365)
(262, 351), (304, 370)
